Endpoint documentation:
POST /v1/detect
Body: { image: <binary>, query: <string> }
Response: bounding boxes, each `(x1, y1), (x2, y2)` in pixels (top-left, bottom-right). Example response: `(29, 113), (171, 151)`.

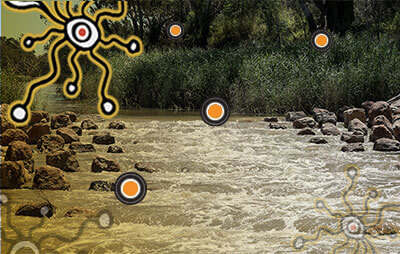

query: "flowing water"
(1, 86), (400, 253)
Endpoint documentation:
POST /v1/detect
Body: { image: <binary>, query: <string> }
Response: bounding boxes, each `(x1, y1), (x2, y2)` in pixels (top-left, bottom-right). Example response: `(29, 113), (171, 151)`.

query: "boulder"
(297, 128), (316, 136)
(15, 202), (54, 218)
(394, 122), (400, 141)
(313, 109), (337, 126)
(32, 166), (71, 190)
(5, 141), (34, 172)
(337, 106), (352, 122)
(366, 223), (399, 236)
(109, 121), (126, 130)
(348, 118), (368, 136)
(263, 117), (278, 123)
(269, 123), (287, 129)
(361, 101), (375, 117)
(341, 143), (365, 152)
(29, 110), (50, 126)
(285, 111), (306, 122)
(1, 129), (29, 146)
(321, 123), (340, 136)
(93, 133), (115, 145)
(0, 161), (31, 189)
(309, 137), (328, 144)
(51, 114), (72, 129)
(1, 116), (15, 134)
(26, 122), (51, 144)
(56, 127), (80, 144)
(63, 111), (78, 122)
(312, 108), (329, 115)
(81, 119), (98, 130)
(368, 101), (393, 125)
(372, 115), (393, 134)
(373, 138), (400, 152)
(107, 145), (124, 153)
(68, 125), (82, 136)
(46, 150), (79, 172)
(89, 181), (115, 191)
(37, 134), (65, 153)
(91, 156), (120, 173)
(370, 125), (394, 142)
(293, 117), (317, 129)
(135, 162), (156, 173)
(341, 132), (364, 144)
(343, 108), (366, 128)
(63, 207), (97, 218)
(68, 142), (96, 153)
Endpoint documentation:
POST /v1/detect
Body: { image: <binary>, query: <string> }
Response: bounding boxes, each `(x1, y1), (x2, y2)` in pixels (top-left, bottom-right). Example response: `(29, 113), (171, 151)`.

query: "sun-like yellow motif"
(3, 1), (143, 126)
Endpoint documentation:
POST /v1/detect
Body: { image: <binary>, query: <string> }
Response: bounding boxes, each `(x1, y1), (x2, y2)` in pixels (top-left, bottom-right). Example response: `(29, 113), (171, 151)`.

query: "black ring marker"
(114, 172), (147, 205)
(311, 29), (332, 52)
(167, 22), (184, 39)
(200, 97), (230, 126)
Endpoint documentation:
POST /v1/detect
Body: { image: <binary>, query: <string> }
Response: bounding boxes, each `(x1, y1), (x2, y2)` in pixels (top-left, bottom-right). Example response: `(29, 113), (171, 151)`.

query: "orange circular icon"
(311, 30), (332, 51)
(167, 22), (184, 39)
(201, 97), (230, 126)
(115, 172), (147, 205)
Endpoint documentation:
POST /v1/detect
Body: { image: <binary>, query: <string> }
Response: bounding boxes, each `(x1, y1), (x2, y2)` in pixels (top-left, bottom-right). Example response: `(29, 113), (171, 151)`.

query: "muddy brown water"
(1, 85), (400, 253)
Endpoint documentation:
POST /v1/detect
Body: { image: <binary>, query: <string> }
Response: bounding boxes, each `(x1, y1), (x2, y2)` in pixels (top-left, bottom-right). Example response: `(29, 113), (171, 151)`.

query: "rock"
(313, 109), (337, 126)
(63, 111), (78, 122)
(89, 181), (115, 191)
(361, 101), (375, 117)
(81, 119), (98, 130)
(26, 122), (51, 144)
(366, 223), (399, 236)
(370, 125), (394, 142)
(29, 110), (50, 126)
(93, 133), (115, 145)
(372, 115), (393, 134)
(91, 156), (120, 173)
(0, 161), (31, 189)
(368, 101), (393, 125)
(107, 145), (124, 153)
(269, 123), (287, 129)
(341, 143), (365, 152)
(309, 137), (328, 144)
(37, 134), (65, 153)
(297, 128), (316, 135)
(373, 138), (400, 152)
(337, 106), (352, 122)
(56, 127), (80, 144)
(293, 117), (317, 129)
(68, 125), (82, 136)
(109, 121), (126, 130)
(63, 207), (97, 218)
(321, 123), (341, 136)
(394, 122), (400, 141)
(285, 111), (306, 122)
(135, 162), (156, 173)
(394, 115), (400, 123)
(5, 141), (34, 172)
(1, 116), (15, 134)
(1, 129), (29, 146)
(343, 108), (366, 128)
(32, 166), (71, 190)
(348, 118), (368, 136)
(46, 150), (79, 172)
(341, 132), (365, 144)
(51, 114), (72, 129)
(69, 142), (96, 153)
(15, 202), (54, 218)
(263, 117), (278, 123)
(312, 108), (329, 115)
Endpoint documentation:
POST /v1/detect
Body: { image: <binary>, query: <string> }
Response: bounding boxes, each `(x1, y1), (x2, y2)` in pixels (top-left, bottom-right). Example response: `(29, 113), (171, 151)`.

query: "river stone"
(1, 116), (16, 134)
(26, 122), (51, 144)
(341, 143), (365, 152)
(348, 118), (368, 136)
(1, 129), (29, 146)
(394, 115), (400, 123)
(56, 127), (80, 144)
(109, 121), (126, 130)
(394, 122), (400, 141)
(1, 161), (31, 189)
(309, 137), (328, 144)
(63, 111), (78, 122)
(107, 145), (124, 153)
(81, 119), (98, 130)
(269, 123), (287, 129)
(313, 110), (337, 126)
(341, 132), (364, 144)
(285, 111), (306, 122)
(32, 166), (71, 190)
(37, 134), (65, 153)
(263, 117), (278, 122)
(297, 128), (316, 135)
(46, 150), (79, 172)
(135, 162), (156, 173)
(293, 117), (317, 129)
(29, 110), (50, 126)
(93, 133), (115, 145)
(91, 156), (120, 173)
(5, 141), (34, 172)
(68, 125), (83, 136)
(15, 202), (54, 218)
(343, 108), (366, 128)
(373, 115), (393, 133)
(51, 114), (72, 129)
(64, 207), (97, 218)
(337, 106), (352, 122)
(366, 223), (399, 236)
(373, 138), (400, 152)
(361, 101), (375, 117)
(368, 101), (393, 125)
(370, 125), (394, 142)
(89, 181), (115, 191)
(69, 142), (96, 153)
(321, 123), (340, 136)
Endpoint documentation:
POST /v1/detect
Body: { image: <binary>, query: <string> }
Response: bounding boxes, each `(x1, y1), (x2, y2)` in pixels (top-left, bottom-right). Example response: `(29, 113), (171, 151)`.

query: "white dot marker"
(99, 213), (111, 228)
(103, 102), (113, 113)
(26, 40), (32, 46)
(130, 42), (137, 52)
(12, 106), (27, 121)
(68, 84), (76, 93)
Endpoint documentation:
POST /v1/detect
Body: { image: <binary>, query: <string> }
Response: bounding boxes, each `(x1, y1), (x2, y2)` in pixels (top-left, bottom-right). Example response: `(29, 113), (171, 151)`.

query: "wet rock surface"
(32, 166), (71, 190)
(91, 156), (121, 173)
(46, 150), (79, 172)
(89, 181), (115, 191)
